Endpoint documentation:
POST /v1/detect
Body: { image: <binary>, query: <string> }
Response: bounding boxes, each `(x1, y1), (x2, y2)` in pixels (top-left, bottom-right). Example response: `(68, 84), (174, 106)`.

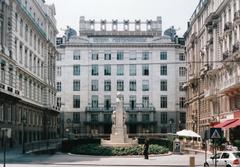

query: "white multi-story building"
(57, 17), (186, 137)
(185, 0), (240, 140)
(0, 0), (58, 149)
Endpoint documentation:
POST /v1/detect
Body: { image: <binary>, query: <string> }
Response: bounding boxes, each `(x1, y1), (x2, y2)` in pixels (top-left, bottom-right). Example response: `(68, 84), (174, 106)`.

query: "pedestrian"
(143, 138), (149, 159)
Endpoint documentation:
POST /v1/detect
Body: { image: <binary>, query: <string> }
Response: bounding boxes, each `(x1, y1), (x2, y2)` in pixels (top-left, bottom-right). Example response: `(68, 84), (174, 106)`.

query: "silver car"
(204, 151), (240, 167)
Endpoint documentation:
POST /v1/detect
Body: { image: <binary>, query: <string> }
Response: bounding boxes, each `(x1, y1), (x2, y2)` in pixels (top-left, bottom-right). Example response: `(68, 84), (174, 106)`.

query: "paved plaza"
(0, 150), (207, 167)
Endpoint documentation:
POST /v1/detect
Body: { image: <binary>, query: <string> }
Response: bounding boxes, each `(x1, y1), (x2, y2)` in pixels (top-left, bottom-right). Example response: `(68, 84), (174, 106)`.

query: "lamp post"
(169, 119), (174, 133)
(22, 115), (27, 154)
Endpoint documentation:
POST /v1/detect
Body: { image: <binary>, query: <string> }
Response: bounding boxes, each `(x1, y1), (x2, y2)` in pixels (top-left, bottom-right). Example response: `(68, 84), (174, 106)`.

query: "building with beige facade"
(56, 17), (186, 138)
(185, 0), (240, 140)
(0, 0), (58, 149)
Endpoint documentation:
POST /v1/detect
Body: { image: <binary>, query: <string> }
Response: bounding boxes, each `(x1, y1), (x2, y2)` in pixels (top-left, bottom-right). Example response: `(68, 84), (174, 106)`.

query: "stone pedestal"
(101, 93), (138, 147)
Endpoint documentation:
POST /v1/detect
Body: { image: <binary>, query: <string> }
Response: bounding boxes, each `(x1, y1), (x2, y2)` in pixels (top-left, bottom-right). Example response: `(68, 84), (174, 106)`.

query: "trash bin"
(173, 138), (181, 154)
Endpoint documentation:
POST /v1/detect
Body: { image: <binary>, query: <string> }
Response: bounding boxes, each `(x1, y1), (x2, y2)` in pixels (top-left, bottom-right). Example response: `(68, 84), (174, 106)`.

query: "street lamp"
(169, 119), (174, 133)
(22, 114), (27, 154)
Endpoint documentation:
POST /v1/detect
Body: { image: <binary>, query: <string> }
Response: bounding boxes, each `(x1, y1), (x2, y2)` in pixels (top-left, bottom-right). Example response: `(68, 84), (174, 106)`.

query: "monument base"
(101, 137), (138, 147)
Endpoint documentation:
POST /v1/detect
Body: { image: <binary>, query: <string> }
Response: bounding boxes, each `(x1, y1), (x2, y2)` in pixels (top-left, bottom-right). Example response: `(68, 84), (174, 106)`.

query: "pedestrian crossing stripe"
(211, 129), (221, 139)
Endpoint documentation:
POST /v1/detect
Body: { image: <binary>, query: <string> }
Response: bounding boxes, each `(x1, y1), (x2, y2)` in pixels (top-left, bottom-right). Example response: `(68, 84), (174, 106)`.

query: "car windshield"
(233, 152), (240, 158)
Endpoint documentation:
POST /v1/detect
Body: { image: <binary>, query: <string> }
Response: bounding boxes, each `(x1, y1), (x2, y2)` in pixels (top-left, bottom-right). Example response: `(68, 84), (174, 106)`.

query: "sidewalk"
(0, 147), (24, 161)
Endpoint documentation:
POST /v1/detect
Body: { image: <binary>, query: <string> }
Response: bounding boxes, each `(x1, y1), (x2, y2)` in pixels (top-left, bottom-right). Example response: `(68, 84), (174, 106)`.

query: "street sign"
(210, 128), (222, 139)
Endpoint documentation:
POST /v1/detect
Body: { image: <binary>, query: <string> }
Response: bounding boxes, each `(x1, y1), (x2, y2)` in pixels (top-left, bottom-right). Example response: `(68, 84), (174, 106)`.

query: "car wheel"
(204, 162), (209, 167)
(226, 165), (231, 167)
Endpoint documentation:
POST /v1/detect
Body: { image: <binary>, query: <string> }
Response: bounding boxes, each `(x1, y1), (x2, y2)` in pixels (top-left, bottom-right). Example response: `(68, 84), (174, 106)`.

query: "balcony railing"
(219, 75), (240, 92)
(125, 107), (156, 112)
(85, 107), (114, 112)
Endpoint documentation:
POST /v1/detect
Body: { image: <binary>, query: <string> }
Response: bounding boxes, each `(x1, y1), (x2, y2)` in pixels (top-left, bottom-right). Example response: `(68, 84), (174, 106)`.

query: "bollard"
(189, 156), (195, 167)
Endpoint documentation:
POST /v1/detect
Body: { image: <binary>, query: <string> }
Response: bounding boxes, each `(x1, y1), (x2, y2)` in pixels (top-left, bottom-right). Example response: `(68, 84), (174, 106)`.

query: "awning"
(224, 119), (240, 129)
(214, 119), (238, 128)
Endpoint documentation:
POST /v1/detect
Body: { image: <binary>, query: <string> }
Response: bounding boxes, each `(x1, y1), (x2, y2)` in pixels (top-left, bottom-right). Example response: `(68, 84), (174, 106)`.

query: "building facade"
(57, 17), (186, 138)
(0, 0), (58, 148)
(185, 0), (240, 140)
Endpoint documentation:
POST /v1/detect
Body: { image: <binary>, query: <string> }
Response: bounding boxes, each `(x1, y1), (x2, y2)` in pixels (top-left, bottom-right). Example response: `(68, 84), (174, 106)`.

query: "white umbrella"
(176, 129), (201, 138)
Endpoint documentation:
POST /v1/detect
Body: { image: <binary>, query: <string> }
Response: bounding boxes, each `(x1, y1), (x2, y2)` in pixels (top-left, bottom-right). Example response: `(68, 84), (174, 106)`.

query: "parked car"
(204, 151), (240, 167)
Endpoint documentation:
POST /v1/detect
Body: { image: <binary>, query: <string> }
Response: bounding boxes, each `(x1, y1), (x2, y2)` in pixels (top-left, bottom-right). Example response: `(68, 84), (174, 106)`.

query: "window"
(160, 95), (167, 108)
(142, 96), (149, 108)
(117, 52), (124, 60)
(160, 52), (167, 60)
(57, 67), (61, 76)
(57, 54), (62, 61)
(73, 80), (80, 91)
(117, 65), (124, 75)
(180, 112), (186, 124)
(179, 82), (185, 91)
(129, 96), (136, 109)
(179, 67), (186, 76)
(179, 53), (185, 61)
(160, 80), (167, 91)
(129, 114), (137, 121)
(73, 113), (80, 123)
(91, 80), (98, 91)
(104, 114), (111, 122)
(161, 112), (168, 124)
(25, 24), (28, 41)
(73, 95), (80, 108)
(73, 65), (80, 75)
(0, 104), (3, 121)
(57, 97), (61, 107)
(179, 97), (186, 108)
(104, 65), (111, 75)
(130, 80), (136, 91)
(91, 114), (98, 122)
(92, 65), (98, 76)
(142, 64), (149, 76)
(91, 95), (98, 108)
(160, 65), (167, 75)
(104, 95), (111, 109)
(104, 53), (111, 60)
(129, 51), (137, 60)
(117, 80), (124, 91)
(104, 80), (111, 91)
(142, 52), (149, 60)
(221, 153), (229, 159)
(142, 114), (150, 122)
(142, 80), (149, 91)
(56, 82), (61, 92)
(92, 53), (98, 60)
(129, 64), (136, 76)
(73, 50), (81, 60)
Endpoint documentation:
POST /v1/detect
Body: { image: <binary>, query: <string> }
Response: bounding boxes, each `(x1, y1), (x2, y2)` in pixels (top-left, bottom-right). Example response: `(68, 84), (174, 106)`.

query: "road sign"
(210, 128), (222, 139)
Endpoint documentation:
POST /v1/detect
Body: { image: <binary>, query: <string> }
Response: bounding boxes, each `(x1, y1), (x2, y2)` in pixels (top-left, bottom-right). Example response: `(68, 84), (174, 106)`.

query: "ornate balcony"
(85, 106), (114, 112)
(204, 88), (217, 99)
(125, 106), (156, 112)
(219, 75), (240, 94)
(234, 10), (240, 25)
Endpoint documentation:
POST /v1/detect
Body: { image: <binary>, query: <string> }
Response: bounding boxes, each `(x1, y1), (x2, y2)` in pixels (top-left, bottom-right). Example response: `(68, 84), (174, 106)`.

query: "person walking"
(143, 138), (149, 159)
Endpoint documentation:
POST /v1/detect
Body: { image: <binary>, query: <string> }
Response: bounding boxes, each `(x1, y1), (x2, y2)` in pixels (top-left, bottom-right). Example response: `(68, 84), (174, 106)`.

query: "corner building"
(57, 17), (186, 137)
(185, 0), (240, 140)
(0, 0), (58, 148)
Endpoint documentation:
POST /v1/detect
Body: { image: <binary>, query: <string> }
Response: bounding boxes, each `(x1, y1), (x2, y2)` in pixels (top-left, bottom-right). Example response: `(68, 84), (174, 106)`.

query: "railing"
(219, 75), (240, 91)
(24, 139), (62, 153)
(85, 107), (115, 112)
(125, 107), (156, 112)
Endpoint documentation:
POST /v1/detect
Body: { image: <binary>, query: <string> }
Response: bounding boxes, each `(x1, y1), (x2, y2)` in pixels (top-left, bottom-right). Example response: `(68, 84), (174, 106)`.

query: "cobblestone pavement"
(0, 151), (207, 167)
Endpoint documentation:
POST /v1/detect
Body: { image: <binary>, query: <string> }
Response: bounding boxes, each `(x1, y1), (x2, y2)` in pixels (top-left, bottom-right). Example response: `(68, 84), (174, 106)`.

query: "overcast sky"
(45, 0), (199, 36)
